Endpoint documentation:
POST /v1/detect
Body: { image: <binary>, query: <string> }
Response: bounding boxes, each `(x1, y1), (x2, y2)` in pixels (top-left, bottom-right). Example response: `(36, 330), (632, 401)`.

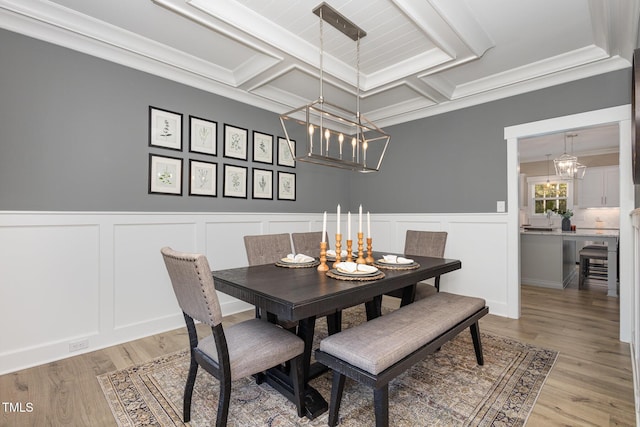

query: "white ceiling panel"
(2, 0), (637, 131)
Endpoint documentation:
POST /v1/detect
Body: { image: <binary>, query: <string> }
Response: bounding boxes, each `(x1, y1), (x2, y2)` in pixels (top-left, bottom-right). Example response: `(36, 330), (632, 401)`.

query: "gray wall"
(0, 29), (351, 212)
(353, 69), (631, 212)
(0, 28), (634, 213)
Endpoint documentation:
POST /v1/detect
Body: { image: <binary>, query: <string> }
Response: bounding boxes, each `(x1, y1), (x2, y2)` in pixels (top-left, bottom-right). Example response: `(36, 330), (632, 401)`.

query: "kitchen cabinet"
(578, 165), (619, 208)
(521, 233), (575, 289)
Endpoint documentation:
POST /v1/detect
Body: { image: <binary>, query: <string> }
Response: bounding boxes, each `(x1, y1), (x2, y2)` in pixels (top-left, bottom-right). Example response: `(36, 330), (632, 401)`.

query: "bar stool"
(578, 244), (608, 288)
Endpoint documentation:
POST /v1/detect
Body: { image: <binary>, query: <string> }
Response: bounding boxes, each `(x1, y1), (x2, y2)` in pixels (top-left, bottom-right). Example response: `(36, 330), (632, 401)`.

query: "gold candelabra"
(318, 241), (329, 271)
(366, 237), (374, 264)
(333, 234), (342, 268)
(356, 232), (366, 264)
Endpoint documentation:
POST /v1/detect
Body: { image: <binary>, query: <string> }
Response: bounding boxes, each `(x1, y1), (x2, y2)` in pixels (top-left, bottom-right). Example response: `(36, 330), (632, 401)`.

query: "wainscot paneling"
(631, 208), (640, 425)
(0, 211), (510, 374)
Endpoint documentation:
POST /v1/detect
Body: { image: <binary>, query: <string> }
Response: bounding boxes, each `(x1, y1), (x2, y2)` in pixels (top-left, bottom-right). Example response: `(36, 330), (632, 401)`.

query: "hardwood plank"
(0, 279), (634, 426)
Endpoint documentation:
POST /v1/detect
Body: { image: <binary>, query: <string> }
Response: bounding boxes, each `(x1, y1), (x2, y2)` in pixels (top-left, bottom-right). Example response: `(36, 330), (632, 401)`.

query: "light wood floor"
(0, 274), (635, 426)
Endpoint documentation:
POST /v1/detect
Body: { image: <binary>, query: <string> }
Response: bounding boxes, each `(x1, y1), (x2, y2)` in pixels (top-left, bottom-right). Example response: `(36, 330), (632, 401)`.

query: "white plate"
(379, 255), (414, 265)
(280, 257), (315, 264)
(335, 262), (378, 275)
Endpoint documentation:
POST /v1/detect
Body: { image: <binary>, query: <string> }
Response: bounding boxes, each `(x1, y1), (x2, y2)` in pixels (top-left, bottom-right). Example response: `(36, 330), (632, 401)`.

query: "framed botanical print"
(277, 137), (295, 167)
(149, 106), (182, 151)
(252, 131), (273, 164)
(223, 164), (247, 198)
(252, 168), (273, 200)
(277, 171), (296, 201)
(189, 116), (217, 156)
(223, 124), (248, 160)
(149, 154), (182, 195)
(189, 159), (217, 197)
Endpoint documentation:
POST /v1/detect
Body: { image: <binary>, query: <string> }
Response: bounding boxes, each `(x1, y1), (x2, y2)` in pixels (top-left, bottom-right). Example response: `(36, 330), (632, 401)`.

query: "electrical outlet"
(496, 201), (505, 212)
(68, 338), (89, 353)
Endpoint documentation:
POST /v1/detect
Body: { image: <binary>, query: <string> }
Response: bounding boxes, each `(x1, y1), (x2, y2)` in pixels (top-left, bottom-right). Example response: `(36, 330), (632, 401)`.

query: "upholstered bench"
(315, 292), (488, 427)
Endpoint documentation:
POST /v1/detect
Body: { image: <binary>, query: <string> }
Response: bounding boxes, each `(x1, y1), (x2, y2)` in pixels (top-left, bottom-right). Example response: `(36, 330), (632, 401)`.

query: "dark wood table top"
(212, 253), (462, 322)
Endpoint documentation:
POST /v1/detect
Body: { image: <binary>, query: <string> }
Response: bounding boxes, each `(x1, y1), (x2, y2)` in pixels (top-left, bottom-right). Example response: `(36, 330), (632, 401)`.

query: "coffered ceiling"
(1, 0), (638, 129)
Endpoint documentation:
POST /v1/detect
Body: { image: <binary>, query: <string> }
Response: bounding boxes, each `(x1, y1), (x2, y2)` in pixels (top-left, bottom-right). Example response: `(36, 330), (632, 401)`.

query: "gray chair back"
(404, 230), (447, 258)
(291, 231), (329, 258)
(160, 246), (223, 327)
(243, 233), (292, 265)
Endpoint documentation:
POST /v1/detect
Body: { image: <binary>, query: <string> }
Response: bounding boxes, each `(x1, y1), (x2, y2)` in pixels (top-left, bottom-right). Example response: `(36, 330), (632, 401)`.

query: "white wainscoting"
(631, 208), (640, 425)
(0, 211), (510, 374)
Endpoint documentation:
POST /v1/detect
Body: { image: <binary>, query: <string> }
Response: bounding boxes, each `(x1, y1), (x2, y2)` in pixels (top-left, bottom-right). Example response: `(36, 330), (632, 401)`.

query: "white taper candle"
(322, 211), (327, 242)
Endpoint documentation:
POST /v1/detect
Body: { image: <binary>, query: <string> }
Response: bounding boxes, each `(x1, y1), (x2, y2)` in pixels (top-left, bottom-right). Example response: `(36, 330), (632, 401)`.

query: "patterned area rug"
(98, 307), (557, 427)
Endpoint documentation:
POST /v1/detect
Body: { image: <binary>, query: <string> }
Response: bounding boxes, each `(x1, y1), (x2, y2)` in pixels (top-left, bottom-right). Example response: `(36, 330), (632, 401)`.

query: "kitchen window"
(527, 176), (573, 216)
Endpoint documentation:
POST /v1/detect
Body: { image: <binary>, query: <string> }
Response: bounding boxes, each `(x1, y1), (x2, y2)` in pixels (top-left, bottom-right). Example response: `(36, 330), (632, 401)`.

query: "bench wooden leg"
(470, 322), (484, 365)
(373, 385), (389, 427)
(328, 372), (346, 427)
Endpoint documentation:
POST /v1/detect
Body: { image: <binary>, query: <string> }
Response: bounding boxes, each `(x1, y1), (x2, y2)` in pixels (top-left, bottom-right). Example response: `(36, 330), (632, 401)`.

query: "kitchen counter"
(520, 228), (618, 296)
(521, 228), (619, 238)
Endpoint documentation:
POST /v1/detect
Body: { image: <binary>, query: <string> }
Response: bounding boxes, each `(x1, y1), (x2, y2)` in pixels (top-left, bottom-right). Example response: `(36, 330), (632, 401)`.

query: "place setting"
(374, 254), (421, 270)
(275, 253), (319, 268)
(326, 261), (385, 281)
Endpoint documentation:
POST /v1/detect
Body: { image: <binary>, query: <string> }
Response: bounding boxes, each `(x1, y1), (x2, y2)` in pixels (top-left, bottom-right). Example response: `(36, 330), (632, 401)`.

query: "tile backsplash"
(520, 207), (619, 229)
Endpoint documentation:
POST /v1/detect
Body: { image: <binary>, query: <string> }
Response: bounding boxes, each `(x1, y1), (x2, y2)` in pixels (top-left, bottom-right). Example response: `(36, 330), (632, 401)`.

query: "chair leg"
(289, 355), (305, 417)
(579, 256), (585, 289)
(215, 376), (231, 427)
(470, 322), (484, 365)
(328, 372), (346, 427)
(183, 355), (198, 422)
(373, 385), (389, 427)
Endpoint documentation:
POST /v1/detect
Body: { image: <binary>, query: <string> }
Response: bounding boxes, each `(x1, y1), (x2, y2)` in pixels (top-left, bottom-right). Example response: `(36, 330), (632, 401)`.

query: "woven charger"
(326, 269), (385, 281)
(275, 260), (320, 268)
(373, 260), (420, 271)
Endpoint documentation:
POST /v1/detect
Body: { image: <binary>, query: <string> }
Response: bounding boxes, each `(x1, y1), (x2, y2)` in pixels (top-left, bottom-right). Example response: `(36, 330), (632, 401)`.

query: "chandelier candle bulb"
(325, 128), (330, 152)
(363, 140), (368, 166)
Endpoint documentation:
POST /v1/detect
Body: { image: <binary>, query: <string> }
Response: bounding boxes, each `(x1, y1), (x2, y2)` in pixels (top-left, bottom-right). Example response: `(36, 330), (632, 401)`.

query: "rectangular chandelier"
(279, 2), (390, 173)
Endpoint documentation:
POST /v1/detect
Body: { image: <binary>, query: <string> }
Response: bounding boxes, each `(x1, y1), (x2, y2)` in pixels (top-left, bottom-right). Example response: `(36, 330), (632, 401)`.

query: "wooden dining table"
(212, 252), (462, 419)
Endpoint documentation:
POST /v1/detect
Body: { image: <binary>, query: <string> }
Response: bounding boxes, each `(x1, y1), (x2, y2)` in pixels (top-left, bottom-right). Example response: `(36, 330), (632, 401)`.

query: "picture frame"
(149, 154), (182, 195)
(189, 159), (217, 197)
(189, 116), (217, 156)
(277, 171), (296, 201)
(223, 164), (248, 198)
(252, 131), (273, 164)
(223, 124), (248, 160)
(252, 168), (273, 200)
(277, 137), (295, 167)
(149, 106), (182, 151)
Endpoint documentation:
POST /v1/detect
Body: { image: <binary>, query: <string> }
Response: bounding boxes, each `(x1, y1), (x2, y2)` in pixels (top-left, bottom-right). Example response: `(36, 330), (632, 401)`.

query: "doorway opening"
(504, 105), (632, 341)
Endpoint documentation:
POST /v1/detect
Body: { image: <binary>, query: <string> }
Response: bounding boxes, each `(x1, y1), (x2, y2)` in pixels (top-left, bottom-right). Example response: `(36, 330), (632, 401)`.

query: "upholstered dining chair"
(291, 231), (330, 258)
(386, 230), (448, 306)
(244, 233), (342, 335)
(244, 233), (292, 266)
(243, 233), (294, 324)
(160, 247), (305, 426)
